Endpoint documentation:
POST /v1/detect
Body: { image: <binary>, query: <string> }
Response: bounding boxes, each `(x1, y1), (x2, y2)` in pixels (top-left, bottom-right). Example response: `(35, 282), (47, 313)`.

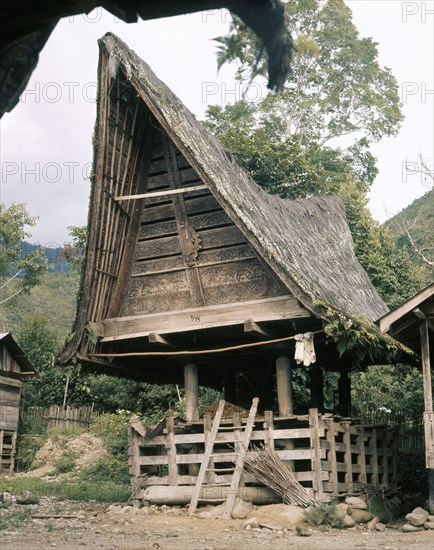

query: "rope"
(88, 329), (324, 358)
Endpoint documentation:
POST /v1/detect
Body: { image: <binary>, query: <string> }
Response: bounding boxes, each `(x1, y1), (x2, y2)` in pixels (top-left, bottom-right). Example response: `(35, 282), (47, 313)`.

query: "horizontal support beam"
(244, 318), (273, 339)
(115, 184), (206, 201)
(100, 296), (311, 342)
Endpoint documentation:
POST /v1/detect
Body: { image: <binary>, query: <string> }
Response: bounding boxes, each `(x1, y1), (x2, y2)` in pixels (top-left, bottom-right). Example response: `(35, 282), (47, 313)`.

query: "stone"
(402, 523), (423, 532)
(296, 526), (312, 537)
(107, 504), (122, 513)
(244, 517), (258, 529)
(375, 522), (386, 532)
(120, 506), (138, 514)
(342, 515), (356, 528)
(428, 515), (434, 522)
(0, 492), (12, 507)
(16, 491), (39, 505)
(345, 497), (367, 510)
(405, 507), (429, 527)
(232, 499), (253, 520)
(367, 517), (379, 530)
(424, 521), (434, 529)
(335, 503), (351, 518)
(350, 509), (374, 524)
(250, 503), (305, 528)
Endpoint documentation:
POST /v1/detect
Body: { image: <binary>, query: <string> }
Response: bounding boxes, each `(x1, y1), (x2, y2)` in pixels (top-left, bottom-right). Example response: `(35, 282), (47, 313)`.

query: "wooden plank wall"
(129, 410), (397, 499)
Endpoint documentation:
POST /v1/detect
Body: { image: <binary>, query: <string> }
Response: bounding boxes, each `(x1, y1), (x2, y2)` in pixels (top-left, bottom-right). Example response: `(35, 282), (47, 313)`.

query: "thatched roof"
(59, 33), (388, 367)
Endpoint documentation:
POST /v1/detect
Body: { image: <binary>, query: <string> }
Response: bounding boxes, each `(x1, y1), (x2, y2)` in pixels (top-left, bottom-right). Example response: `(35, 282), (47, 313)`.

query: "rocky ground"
(1, 493), (434, 550)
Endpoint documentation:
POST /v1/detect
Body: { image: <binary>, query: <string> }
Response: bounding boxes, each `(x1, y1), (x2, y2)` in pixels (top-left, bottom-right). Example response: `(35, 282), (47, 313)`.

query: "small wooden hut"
(378, 283), (434, 510)
(59, 34), (398, 499)
(0, 332), (35, 472)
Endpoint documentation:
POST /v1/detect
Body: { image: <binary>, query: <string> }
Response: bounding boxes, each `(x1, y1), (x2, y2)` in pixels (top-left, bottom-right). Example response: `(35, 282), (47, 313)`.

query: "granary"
(0, 332), (36, 472)
(59, 34), (399, 502)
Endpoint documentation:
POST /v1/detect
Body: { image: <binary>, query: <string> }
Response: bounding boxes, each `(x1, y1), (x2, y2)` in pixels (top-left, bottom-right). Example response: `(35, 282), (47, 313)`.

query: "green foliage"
(215, 0), (403, 148)
(62, 225), (87, 270)
(0, 476), (130, 503)
(0, 508), (32, 531)
(53, 451), (78, 474)
(385, 188), (433, 284)
(79, 456), (130, 485)
(366, 494), (392, 523)
(1, 271), (79, 340)
(90, 412), (129, 458)
(351, 364), (424, 418)
(322, 310), (412, 368)
(0, 202), (48, 303)
(305, 502), (345, 528)
(17, 435), (47, 470)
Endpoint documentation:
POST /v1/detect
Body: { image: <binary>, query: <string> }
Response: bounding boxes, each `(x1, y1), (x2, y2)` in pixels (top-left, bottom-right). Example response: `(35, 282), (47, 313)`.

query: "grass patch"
(0, 508), (32, 532)
(0, 477), (131, 503)
(79, 456), (130, 485)
(53, 451), (78, 474)
(305, 502), (346, 528)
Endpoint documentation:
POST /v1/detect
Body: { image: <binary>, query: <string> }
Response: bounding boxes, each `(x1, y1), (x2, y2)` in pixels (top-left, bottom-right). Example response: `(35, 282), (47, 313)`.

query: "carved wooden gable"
(121, 125), (287, 317)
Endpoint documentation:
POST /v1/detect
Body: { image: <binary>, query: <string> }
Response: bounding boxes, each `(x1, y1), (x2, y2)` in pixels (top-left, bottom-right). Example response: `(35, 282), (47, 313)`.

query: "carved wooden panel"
(200, 259), (286, 305)
(122, 123), (289, 319)
(123, 271), (192, 315)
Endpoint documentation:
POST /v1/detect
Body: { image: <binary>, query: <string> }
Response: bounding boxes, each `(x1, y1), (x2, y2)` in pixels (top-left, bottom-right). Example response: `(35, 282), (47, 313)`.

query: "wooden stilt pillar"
(310, 364), (324, 413)
(184, 362), (199, 476)
(184, 362), (199, 422)
(338, 368), (351, 417)
(275, 356), (293, 416)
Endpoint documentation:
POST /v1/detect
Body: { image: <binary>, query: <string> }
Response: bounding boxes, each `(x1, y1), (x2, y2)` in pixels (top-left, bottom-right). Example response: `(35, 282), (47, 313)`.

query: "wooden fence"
(21, 405), (94, 432)
(129, 408), (398, 501)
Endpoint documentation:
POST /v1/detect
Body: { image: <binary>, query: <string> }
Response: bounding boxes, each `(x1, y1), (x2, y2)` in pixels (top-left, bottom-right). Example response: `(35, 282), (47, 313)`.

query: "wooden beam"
(379, 283), (434, 333)
(114, 184), (206, 201)
(420, 319), (433, 413)
(148, 332), (173, 347)
(244, 318), (272, 339)
(101, 296), (310, 342)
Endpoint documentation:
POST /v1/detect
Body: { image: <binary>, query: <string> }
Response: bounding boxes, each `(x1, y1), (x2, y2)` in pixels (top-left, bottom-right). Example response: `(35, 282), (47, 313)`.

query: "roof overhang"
(0, 332), (36, 375)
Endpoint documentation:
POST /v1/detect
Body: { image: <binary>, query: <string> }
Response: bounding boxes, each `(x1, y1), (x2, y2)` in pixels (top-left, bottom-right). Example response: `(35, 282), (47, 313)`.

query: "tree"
(61, 225), (87, 271)
(216, 0), (403, 150)
(0, 202), (47, 304)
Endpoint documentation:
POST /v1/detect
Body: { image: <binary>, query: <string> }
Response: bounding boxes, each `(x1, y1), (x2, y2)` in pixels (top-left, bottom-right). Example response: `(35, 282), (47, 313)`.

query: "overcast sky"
(0, 0), (433, 247)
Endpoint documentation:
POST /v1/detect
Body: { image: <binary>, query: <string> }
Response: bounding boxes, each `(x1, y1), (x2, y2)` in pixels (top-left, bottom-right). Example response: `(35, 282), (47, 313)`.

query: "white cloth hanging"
(294, 332), (316, 366)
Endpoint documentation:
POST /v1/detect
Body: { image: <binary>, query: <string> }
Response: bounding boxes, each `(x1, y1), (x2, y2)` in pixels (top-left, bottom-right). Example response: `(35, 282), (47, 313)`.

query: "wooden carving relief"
(123, 271), (192, 315)
(199, 259), (286, 305)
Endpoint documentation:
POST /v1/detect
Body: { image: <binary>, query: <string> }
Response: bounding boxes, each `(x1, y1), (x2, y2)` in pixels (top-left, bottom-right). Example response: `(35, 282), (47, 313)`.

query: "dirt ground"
(1, 499), (433, 550)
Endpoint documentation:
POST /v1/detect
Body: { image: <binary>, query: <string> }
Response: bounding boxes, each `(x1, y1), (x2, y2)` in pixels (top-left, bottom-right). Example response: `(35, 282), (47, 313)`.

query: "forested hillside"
(385, 189), (433, 284)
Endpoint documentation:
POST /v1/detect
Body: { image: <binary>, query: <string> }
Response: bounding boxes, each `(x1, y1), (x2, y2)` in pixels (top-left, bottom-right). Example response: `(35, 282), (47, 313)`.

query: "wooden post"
(184, 362), (199, 422)
(264, 410), (275, 450)
(343, 421), (353, 494)
(369, 428), (379, 486)
(325, 419), (338, 495)
(309, 408), (324, 501)
(356, 427), (367, 485)
(166, 416), (178, 486)
(310, 364), (324, 412)
(275, 356), (293, 417)
(204, 414), (216, 485)
(420, 318), (434, 512)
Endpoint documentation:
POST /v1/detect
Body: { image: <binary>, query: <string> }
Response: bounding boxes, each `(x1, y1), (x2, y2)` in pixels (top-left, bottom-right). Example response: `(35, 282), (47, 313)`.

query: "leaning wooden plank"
(224, 397), (259, 518)
(188, 400), (225, 515)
